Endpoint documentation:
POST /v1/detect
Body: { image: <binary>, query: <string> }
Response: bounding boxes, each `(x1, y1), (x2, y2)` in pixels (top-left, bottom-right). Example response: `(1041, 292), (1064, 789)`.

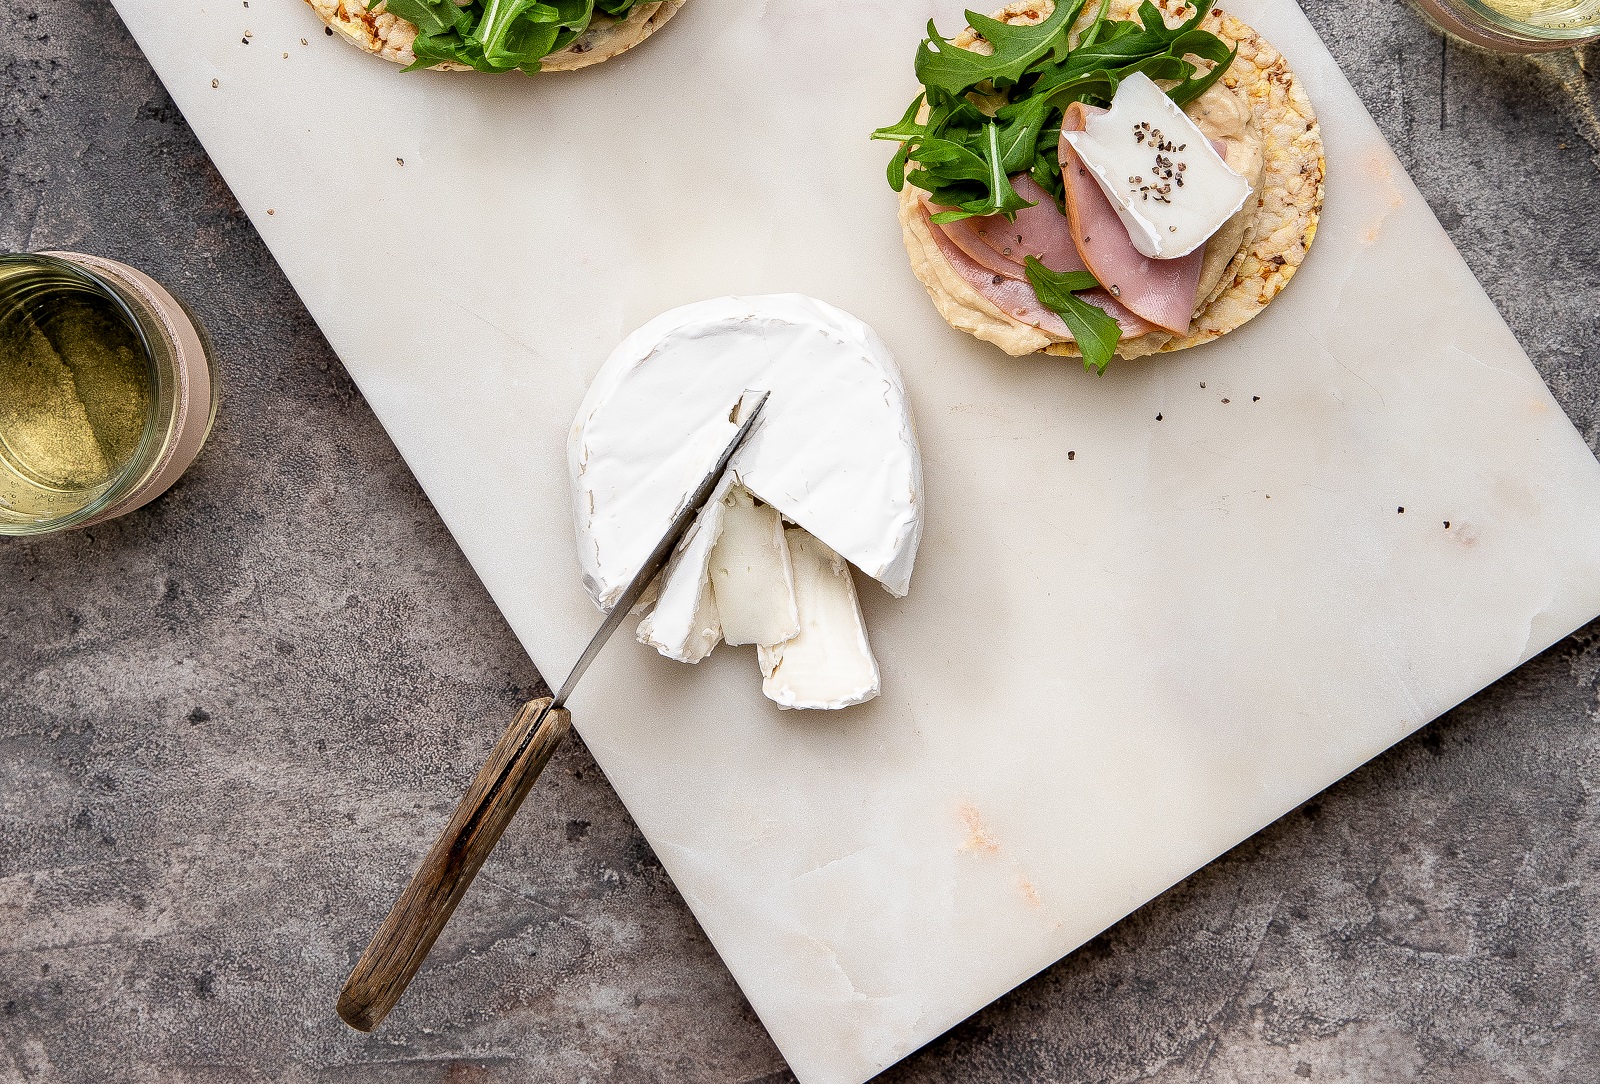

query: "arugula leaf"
(872, 95), (927, 190)
(1072, 0), (1211, 61)
(994, 92), (1051, 175)
(925, 85), (989, 133)
(376, 0), (644, 73)
(1169, 45), (1237, 106)
(381, 0), (472, 37)
(1029, 264), (1100, 294)
(1029, 138), (1064, 204)
(1024, 257), (1122, 374)
(1170, 27), (1235, 63)
(1035, 68), (1122, 109)
(908, 136), (994, 185)
(1101, 20), (1146, 44)
(974, 121), (1034, 217)
(914, 0), (1085, 95)
(962, 3), (1083, 76)
(471, 1), (557, 71)
(1077, 0), (1113, 47)
(1030, 20), (1226, 96)
(1125, 53), (1196, 82)
(872, 95), (926, 143)
(918, 124), (1035, 222)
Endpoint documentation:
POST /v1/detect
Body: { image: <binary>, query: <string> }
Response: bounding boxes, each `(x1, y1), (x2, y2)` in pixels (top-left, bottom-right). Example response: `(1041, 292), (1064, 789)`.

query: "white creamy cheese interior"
(635, 474), (732, 664)
(759, 529), (880, 711)
(570, 295), (923, 613)
(1062, 72), (1251, 259)
(708, 485), (799, 648)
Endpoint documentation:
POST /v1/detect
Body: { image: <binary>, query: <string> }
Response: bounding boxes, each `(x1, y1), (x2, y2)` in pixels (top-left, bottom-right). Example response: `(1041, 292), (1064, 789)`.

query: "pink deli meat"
(923, 180), (1157, 338)
(933, 211), (1029, 282)
(922, 203), (1071, 335)
(1058, 102), (1206, 336)
(969, 174), (1088, 274)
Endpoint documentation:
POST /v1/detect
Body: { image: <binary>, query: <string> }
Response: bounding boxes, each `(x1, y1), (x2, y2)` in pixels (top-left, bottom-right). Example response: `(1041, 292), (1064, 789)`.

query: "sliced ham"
(970, 174), (1088, 274)
(922, 204), (1070, 336)
(929, 208), (1028, 282)
(1059, 103), (1205, 337)
(921, 203), (1157, 338)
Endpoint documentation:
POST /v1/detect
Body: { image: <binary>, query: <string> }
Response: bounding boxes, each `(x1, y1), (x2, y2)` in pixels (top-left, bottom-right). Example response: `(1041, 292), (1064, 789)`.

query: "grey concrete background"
(1, 2), (1597, 1081)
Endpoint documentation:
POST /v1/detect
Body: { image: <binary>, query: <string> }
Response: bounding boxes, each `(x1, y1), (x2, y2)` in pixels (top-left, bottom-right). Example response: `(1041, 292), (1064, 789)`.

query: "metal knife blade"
(551, 388), (769, 708)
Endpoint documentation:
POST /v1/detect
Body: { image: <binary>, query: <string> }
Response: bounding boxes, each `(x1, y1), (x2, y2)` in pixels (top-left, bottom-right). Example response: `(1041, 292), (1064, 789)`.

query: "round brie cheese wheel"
(570, 295), (923, 611)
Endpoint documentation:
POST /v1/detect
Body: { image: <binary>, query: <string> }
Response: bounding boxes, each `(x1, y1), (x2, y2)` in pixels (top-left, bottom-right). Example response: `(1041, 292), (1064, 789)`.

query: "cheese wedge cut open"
(759, 529), (880, 710)
(636, 474), (734, 664)
(570, 295), (923, 709)
(710, 486), (799, 648)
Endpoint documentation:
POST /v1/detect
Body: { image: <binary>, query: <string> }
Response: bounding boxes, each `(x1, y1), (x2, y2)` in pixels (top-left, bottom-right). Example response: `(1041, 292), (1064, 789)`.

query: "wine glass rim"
(0, 252), (165, 536)
(1448, 0), (1600, 41)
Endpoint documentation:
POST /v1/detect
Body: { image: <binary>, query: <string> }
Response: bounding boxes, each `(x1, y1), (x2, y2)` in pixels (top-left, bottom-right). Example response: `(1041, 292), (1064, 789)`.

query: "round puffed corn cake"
(898, 0), (1325, 360)
(304, 0), (685, 72)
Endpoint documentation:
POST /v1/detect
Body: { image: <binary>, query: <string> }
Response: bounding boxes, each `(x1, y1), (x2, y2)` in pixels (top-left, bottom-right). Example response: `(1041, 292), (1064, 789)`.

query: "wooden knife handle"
(336, 696), (572, 1032)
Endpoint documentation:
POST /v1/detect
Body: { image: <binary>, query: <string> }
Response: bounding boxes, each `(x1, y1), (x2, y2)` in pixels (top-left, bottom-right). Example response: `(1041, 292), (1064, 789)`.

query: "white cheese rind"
(570, 295), (923, 613)
(709, 486), (799, 647)
(636, 475), (732, 663)
(758, 528), (880, 711)
(1061, 72), (1251, 260)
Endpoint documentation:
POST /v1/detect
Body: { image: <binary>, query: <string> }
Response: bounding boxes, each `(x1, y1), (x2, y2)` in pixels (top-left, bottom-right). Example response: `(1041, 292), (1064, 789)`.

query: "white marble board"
(106, 2), (1600, 1081)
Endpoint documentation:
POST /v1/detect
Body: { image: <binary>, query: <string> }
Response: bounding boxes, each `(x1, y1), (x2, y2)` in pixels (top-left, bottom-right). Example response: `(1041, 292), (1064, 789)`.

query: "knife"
(336, 390), (770, 1032)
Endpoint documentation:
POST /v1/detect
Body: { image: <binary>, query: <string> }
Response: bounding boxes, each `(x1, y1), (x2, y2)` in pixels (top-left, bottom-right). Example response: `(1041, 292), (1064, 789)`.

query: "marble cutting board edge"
(104, 2), (1600, 1082)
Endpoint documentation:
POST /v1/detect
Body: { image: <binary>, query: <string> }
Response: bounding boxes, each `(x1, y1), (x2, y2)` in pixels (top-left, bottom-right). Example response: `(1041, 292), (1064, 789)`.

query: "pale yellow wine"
(1478, 0), (1600, 29)
(0, 272), (151, 521)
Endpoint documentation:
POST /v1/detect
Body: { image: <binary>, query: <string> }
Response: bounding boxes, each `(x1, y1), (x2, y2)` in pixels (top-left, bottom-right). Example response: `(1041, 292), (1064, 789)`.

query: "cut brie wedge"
(636, 474), (733, 663)
(759, 529), (880, 711)
(570, 295), (922, 709)
(709, 485), (799, 648)
(1061, 72), (1251, 260)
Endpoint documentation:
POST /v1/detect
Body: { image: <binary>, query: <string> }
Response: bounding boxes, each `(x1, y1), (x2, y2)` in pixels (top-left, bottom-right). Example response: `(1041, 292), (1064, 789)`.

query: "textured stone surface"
(1, 2), (1597, 1082)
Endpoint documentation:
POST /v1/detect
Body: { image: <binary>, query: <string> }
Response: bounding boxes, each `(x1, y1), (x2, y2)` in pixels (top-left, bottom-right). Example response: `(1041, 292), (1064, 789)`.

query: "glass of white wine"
(0, 253), (219, 536)
(1411, 0), (1600, 50)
